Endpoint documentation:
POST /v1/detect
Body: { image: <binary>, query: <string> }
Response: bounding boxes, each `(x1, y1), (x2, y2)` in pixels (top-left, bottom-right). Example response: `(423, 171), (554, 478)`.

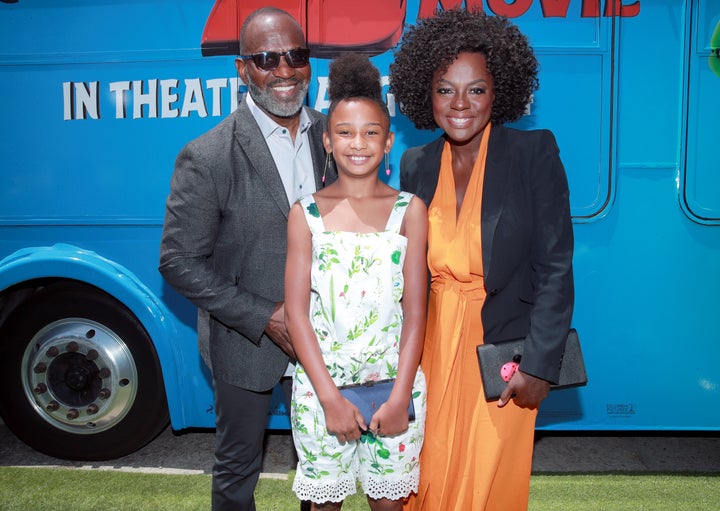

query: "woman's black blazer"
(400, 124), (574, 384)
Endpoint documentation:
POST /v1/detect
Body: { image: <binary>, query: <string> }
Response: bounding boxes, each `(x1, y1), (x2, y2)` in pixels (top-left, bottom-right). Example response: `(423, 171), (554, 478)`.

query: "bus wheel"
(0, 281), (169, 460)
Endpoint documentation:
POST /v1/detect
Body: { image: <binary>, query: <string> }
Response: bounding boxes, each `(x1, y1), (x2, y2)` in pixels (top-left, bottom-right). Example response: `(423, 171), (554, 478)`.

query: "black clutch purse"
(476, 328), (587, 401)
(338, 379), (416, 425)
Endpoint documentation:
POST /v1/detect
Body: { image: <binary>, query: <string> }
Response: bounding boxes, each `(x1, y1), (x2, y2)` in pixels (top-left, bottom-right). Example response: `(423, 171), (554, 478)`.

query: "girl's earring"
(385, 153), (391, 176)
(322, 152), (330, 186)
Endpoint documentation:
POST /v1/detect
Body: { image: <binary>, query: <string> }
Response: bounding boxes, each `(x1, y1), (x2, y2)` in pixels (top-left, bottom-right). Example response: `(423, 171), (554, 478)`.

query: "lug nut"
(33, 362), (47, 374)
(98, 368), (111, 379)
(34, 383), (47, 394)
(86, 349), (99, 361)
(46, 346), (59, 358)
(66, 341), (79, 352)
(66, 408), (80, 420)
(46, 401), (60, 412)
(98, 388), (111, 400)
(86, 404), (99, 415)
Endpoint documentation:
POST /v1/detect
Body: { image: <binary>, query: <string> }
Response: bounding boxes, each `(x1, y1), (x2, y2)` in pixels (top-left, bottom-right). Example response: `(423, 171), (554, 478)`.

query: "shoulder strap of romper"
(385, 192), (414, 234)
(298, 194), (324, 235)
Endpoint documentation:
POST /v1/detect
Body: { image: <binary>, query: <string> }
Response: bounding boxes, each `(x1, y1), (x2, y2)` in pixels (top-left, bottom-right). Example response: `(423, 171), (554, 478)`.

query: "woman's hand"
(498, 370), (550, 409)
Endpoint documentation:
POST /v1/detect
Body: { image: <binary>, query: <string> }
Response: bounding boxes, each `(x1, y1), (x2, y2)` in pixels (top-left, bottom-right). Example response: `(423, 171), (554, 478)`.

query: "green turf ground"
(1, 467), (718, 510)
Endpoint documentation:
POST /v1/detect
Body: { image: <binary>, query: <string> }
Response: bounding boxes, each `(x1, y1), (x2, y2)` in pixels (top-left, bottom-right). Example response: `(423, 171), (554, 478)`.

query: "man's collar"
(245, 92), (311, 139)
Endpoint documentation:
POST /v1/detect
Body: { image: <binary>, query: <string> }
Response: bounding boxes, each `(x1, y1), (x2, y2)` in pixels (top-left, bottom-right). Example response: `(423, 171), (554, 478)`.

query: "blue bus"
(0, 0), (718, 460)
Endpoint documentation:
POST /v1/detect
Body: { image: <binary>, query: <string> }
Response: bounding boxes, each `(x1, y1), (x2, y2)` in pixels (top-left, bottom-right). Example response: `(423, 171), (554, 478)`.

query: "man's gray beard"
(246, 75), (308, 118)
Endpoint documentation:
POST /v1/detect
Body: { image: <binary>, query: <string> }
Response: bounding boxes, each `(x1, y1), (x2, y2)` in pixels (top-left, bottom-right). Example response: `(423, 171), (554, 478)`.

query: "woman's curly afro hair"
(327, 53), (390, 125)
(389, 9), (538, 130)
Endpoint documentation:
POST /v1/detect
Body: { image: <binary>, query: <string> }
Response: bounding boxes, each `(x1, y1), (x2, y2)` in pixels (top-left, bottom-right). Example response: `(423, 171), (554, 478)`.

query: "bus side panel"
(1, 0), (718, 448)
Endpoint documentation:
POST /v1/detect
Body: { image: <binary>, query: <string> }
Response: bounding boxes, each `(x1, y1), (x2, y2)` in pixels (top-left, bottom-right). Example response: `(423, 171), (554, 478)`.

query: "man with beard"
(159, 7), (335, 511)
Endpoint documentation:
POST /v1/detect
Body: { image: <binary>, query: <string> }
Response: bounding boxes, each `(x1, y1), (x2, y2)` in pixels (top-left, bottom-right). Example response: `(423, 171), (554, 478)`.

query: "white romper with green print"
(291, 191), (426, 504)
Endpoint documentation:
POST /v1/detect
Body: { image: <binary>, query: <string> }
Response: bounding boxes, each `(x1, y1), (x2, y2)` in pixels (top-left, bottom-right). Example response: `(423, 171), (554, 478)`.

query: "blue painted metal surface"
(0, 0), (718, 434)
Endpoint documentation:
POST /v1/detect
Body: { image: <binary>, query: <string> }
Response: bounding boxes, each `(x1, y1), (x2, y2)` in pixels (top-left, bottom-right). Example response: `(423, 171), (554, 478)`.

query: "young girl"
(284, 54), (427, 511)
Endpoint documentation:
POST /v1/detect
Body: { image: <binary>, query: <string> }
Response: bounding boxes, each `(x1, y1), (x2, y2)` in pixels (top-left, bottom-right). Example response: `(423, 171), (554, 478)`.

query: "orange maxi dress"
(406, 126), (537, 511)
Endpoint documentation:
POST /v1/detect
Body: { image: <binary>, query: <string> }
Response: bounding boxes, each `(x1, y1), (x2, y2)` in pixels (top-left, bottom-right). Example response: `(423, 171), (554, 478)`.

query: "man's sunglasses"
(240, 49), (311, 71)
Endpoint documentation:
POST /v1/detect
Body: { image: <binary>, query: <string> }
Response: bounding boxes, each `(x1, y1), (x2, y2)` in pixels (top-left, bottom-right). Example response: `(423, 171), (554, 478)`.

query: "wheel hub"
(62, 360), (93, 392)
(45, 352), (100, 406)
(21, 319), (138, 434)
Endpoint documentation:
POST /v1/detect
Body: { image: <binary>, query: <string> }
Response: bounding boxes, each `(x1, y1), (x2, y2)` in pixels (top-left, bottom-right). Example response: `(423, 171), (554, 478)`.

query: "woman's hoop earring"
(384, 153), (391, 176)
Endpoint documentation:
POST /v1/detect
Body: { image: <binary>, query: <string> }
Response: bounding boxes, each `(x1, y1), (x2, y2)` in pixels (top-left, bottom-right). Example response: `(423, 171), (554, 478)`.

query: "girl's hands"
(322, 393), (367, 444)
(368, 397), (410, 437)
(323, 388), (413, 441)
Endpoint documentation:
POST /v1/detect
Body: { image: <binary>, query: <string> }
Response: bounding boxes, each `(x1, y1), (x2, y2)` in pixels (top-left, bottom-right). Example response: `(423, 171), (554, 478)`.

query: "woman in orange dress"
(390, 10), (575, 511)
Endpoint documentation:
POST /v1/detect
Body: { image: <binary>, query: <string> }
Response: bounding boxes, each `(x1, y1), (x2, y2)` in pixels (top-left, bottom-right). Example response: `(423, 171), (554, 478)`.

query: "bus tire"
(0, 281), (169, 460)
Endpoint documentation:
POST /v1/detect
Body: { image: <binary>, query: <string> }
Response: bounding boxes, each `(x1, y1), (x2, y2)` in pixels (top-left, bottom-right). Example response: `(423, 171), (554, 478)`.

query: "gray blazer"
(400, 125), (574, 384)
(159, 102), (335, 391)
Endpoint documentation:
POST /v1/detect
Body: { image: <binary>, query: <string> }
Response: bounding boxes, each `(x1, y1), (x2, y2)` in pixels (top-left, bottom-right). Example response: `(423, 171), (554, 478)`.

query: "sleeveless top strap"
(300, 192), (414, 234)
(385, 192), (414, 234)
(298, 194), (324, 235)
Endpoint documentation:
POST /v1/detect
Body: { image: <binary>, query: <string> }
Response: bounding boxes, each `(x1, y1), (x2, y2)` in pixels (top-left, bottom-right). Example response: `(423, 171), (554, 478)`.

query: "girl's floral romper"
(291, 192), (426, 504)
